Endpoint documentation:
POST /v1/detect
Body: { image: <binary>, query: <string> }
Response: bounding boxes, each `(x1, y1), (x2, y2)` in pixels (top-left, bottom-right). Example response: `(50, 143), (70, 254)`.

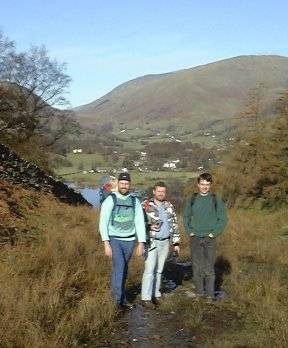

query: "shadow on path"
(99, 256), (231, 347)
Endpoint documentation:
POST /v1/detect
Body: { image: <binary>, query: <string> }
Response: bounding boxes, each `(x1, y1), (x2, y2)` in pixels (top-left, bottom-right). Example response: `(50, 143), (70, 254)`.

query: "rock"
(0, 143), (90, 206)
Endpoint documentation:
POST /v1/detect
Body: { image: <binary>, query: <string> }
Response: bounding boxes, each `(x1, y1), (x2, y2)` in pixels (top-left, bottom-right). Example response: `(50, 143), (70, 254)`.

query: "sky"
(1, 0), (288, 107)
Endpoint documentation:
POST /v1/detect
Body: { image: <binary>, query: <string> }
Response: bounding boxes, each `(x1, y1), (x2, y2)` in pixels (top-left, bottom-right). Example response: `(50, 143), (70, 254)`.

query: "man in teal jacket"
(183, 172), (227, 301)
(99, 172), (146, 309)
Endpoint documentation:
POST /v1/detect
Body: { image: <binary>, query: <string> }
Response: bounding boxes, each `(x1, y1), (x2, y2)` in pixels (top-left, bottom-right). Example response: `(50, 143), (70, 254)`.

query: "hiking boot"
(190, 293), (204, 302)
(142, 300), (156, 309)
(205, 297), (215, 304)
(121, 302), (135, 310)
(153, 297), (163, 306)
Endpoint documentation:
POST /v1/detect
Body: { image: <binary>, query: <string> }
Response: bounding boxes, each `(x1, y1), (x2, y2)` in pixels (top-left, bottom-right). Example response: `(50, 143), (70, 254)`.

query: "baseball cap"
(118, 172), (131, 181)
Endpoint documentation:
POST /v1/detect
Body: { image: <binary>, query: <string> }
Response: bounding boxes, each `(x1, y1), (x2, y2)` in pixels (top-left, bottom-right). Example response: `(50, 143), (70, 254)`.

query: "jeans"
(141, 239), (170, 300)
(110, 237), (135, 305)
(190, 236), (216, 298)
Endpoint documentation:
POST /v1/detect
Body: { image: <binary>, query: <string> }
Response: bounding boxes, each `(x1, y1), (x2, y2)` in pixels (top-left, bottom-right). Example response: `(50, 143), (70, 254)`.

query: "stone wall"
(0, 143), (90, 206)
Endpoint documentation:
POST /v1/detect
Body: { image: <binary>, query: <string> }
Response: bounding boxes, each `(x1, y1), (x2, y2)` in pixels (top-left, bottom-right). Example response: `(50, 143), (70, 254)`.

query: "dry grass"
(1, 181), (288, 347)
(161, 209), (288, 347)
(0, 182), (118, 347)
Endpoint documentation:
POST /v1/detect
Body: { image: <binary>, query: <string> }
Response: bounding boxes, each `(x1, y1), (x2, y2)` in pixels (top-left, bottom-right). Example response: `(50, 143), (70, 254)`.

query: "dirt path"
(98, 260), (196, 347)
(97, 258), (229, 347)
(109, 302), (195, 347)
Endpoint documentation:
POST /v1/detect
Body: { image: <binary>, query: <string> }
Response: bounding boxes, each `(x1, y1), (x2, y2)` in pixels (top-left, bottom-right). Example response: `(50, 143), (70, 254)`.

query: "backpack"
(110, 192), (137, 226)
(190, 192), (217, 211)
(99, 175), (117, 205)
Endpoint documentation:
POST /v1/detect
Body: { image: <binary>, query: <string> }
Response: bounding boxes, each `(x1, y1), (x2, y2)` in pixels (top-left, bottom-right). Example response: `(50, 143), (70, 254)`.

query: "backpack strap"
(211, 193), (217, 211)
(110, 193), (117, 226)
(190, 192), (217, 211)
(110, 193), (137, 226)
(190, 192), (198, 208)
(131, 195), (136, 213)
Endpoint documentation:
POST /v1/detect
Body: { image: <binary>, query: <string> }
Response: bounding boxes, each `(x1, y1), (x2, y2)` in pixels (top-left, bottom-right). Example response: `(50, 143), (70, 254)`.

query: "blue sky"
(1, 0), (288, 107)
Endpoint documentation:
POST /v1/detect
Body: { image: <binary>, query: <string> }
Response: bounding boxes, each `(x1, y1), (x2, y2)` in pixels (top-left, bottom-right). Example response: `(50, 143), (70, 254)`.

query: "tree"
(122, 158), (134, 170)
(0, 32), (14, 72)
(0, 31), (77, 146)
(215, 90), (288, 209)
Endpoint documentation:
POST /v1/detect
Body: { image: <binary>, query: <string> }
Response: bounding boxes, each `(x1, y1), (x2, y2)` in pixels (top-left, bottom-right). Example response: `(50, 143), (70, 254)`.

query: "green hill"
(74, 55), (288, 140)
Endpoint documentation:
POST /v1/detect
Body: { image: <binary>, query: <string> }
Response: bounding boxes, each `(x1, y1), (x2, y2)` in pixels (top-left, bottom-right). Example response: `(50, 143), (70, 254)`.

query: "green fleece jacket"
(183, 192), (227, 237)
(99, 192), (146, 242)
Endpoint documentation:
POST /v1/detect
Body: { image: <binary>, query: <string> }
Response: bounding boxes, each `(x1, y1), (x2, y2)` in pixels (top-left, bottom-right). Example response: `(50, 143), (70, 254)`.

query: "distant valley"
(74, 55), (288, 148)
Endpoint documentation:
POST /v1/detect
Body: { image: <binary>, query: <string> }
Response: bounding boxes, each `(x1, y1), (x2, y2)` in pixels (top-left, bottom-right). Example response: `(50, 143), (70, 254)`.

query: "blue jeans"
(141, 239), (170, 300)
(110, 237), (135, 305)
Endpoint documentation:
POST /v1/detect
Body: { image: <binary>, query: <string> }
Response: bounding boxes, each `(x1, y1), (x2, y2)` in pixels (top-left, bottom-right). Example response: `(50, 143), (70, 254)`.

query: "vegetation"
(160, 209), (288, 347)
(1, 28), (287, 348)
(0, 181), (140, 347)
(215, 90), (288, 209)
(0, 31), (79, 168)
(75, 55), (288, 143)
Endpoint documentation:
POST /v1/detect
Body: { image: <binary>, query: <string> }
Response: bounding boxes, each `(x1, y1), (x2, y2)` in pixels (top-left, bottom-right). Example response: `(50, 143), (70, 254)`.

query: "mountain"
(74, 55), (288, 138)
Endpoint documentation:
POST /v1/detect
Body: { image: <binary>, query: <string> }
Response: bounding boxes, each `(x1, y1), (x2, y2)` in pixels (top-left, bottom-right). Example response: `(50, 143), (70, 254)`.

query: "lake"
(79, 187), (100, 208)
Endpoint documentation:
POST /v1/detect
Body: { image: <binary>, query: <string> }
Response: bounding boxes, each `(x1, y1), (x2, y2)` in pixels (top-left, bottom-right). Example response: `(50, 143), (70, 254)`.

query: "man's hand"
(135, 242), (144, 256)
(104, 241), (112, 258)
(173, 245), (180, 255)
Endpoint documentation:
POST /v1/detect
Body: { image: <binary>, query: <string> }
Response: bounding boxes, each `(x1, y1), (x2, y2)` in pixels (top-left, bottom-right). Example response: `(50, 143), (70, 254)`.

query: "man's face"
(153, 186), (167, 201)
(197, 179), (211, 195)
(118, 180), (130, 195)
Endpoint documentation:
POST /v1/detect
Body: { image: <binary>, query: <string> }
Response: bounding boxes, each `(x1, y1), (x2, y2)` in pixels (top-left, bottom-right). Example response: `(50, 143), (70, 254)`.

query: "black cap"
(118, 172), (131, 182)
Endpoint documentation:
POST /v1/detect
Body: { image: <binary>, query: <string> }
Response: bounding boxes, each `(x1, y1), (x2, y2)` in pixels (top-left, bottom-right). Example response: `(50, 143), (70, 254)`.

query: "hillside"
(75, 55), (288, 139)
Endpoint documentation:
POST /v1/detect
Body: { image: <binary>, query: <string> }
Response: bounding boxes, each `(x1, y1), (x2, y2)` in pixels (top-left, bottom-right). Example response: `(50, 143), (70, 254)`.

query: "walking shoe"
(205, 297), (215, 304)
(190, 293), (204, 302)
(121, 302), (135, 310)
(142, 300), (156, 309)
(153, 297), (163, 306)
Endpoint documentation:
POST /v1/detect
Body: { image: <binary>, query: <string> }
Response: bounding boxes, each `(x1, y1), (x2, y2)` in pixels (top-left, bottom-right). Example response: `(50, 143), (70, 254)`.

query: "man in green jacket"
(183, 172), (227, 301)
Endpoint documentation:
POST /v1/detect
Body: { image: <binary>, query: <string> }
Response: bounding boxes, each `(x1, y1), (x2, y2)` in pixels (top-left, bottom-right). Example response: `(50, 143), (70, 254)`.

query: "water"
(65, 182), (100, 207)
(79, 187), (100, 208)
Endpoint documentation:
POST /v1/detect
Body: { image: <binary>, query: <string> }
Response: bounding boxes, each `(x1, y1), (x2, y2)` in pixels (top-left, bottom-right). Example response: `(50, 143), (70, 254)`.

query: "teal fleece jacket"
(183, 192), (227, 237)
(99, 192), (146, 242)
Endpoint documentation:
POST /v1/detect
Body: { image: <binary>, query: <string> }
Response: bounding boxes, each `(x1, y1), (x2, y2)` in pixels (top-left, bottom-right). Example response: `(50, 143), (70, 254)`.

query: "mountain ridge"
(74, 55), (288, 133)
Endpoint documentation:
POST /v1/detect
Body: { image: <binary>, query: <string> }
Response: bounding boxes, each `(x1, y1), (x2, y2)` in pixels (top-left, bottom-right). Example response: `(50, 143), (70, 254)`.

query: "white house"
(163, 162), (176, 169)
(72, 148), (83, 154)
(133, 161), (141, 167)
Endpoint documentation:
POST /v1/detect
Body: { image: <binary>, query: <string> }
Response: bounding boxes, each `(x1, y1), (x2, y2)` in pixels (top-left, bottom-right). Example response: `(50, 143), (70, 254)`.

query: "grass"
(56, 167), (197, 189)
(160, 209), (288, 347)
(0, 181), (142, 347)
(1, 179), (288, 347)
(56, 153), (106, 175)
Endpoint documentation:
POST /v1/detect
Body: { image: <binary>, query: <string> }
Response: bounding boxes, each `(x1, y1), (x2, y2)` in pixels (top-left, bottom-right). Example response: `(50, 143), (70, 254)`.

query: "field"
(160, 209), (288, 347)
(56, 152), (197, 189)
(1, 179), (288, 347)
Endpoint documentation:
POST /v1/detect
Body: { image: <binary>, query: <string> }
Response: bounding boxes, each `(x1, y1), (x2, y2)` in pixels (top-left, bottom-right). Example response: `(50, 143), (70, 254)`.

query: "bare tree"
(0, 32), (15, 72)
(0, 31), (76, 144)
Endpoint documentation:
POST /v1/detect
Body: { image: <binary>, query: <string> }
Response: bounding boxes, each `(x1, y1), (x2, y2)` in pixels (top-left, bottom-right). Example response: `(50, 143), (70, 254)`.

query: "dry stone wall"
(0, 143), (90, 206)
